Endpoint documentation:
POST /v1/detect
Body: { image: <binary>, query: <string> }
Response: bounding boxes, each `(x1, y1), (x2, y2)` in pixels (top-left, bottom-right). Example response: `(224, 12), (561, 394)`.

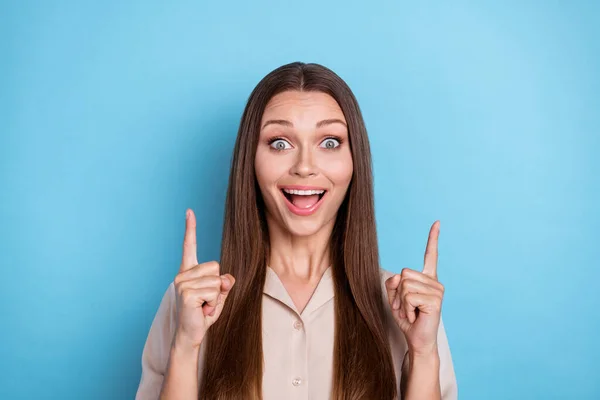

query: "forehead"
(261, 91), (346, 122)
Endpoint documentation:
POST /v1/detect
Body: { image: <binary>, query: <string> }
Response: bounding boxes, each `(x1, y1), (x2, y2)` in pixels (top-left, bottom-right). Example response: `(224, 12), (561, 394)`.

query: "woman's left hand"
(385, 221), (444, 356)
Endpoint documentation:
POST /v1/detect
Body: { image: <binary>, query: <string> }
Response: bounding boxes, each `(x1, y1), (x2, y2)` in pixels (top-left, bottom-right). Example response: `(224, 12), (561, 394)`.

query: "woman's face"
(255, 90), (353, 237)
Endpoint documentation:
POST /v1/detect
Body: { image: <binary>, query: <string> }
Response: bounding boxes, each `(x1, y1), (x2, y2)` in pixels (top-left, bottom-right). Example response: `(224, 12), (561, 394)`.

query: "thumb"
(220, 274), (236, 293)
(205, 274), (235, 319)
(385, 274), (401, 309)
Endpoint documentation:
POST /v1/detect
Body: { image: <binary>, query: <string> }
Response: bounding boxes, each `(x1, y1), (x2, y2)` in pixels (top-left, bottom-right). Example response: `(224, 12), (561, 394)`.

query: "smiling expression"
(254, 90), (354, 237)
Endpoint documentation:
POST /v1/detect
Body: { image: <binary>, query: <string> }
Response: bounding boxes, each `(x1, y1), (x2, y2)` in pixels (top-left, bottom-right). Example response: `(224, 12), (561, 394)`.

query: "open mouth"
(280, 188), (327, 215)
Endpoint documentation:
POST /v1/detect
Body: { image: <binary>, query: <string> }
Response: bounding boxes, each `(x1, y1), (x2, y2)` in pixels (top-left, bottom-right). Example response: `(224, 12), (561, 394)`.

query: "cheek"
(321, 153), (353, 187)
(254, 149), (285, 192)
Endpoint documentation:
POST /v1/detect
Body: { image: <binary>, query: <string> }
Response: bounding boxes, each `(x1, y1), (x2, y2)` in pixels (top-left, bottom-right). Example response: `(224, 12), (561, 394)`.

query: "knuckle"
(397, 287), (406, 298)
(175, 279), (186, 293)
(401, 268), (411, 278)
(174, 272), (189, 285)
(385, 275), (397, 289)
(181, 289), (195, 304)
(400, 278), (410, 290)
(174, 274), (182, 285)
(205, 275), (222, 287)
(204, 288), (220, 301)
(183, 238), (197, 246)
(202, 261), (220, 273)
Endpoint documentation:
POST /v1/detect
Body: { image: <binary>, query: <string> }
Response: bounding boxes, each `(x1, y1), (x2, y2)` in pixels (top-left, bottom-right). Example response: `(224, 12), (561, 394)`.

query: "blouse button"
(293, 320), (303, 330)
(292, 377), (302, 386)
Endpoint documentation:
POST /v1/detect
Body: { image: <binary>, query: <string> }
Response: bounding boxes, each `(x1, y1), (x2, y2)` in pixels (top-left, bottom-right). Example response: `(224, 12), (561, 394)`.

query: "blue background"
(1, 1), (598, 399)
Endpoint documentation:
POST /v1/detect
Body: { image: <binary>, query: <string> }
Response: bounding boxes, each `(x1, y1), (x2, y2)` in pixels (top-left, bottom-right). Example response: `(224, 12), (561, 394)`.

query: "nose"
(290, 146), (317, 178)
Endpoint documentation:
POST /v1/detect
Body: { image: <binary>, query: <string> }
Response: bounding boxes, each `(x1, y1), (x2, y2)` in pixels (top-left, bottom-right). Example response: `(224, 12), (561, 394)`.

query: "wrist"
(170, 339), (201, 369)
(408, 344), (440, 368)
(172, 331), (204, 354)
(408, 342), (439, 358)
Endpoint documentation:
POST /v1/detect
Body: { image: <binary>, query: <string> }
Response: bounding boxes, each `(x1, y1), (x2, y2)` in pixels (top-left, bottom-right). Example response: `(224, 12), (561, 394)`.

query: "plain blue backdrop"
(1, 1), (598, 399)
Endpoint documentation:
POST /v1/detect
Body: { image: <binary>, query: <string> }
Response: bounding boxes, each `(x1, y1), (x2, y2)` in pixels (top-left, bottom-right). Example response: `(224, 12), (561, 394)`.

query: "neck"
(265, 213), (335, 282)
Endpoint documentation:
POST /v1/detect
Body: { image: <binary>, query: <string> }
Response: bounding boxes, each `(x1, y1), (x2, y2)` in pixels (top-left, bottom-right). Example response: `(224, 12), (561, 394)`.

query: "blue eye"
(320, 138), (340, 149)
(270, 138), (292, 151)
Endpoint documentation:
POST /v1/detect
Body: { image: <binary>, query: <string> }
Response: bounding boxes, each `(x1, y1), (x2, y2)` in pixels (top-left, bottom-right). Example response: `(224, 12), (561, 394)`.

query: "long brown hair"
(200, 62), (397, 400)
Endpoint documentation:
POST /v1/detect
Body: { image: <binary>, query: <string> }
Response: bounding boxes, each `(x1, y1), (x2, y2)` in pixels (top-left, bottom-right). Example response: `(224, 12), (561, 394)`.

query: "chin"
(283, 218), (326, 237)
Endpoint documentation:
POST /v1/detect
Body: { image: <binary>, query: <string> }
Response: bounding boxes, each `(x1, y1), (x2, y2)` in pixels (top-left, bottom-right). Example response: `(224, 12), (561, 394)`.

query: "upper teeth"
(283, 189), (325, 195)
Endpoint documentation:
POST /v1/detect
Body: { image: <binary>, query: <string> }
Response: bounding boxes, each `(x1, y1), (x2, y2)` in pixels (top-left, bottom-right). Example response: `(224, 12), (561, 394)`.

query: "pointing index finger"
(422, 220), (440, 279)
(180, 209), (198, 271)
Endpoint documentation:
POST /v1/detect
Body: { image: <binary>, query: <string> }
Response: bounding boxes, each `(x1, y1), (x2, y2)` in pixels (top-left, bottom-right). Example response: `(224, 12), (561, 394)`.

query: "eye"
(320, 137), (341, 150)
(269, 138), (292, 151)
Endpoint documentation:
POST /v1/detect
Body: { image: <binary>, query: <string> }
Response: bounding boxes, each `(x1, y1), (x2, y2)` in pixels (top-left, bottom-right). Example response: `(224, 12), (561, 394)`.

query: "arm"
(135, 284), (205, 400)
(400, 348), (441, 400)
(159, 334), (202, 400)
(137, 210), (235, 400)
(400, 318), (457, 400)
(135, 283), (179, 400)
(384, 222), (457, 400)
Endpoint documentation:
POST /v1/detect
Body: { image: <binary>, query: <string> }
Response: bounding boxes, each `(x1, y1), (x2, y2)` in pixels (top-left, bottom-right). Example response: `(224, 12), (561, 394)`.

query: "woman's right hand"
(172, 209), (236, 349)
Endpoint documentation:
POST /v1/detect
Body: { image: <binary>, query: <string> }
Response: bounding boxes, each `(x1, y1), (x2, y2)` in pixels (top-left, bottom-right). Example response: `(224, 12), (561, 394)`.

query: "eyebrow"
(317, 118), (347, 128)
(261, 118), (347, 130)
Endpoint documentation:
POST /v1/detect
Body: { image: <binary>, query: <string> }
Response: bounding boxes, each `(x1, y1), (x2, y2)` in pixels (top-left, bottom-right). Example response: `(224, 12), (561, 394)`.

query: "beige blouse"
(135, 266), (458, 399)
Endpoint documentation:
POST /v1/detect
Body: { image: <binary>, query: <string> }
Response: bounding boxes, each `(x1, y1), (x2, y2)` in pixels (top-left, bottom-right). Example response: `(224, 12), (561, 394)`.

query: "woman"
(135, 62), (457, 400)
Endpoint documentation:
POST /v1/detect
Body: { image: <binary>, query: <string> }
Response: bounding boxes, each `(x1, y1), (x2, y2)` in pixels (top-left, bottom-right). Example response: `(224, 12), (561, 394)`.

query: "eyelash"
(267, 136), (344, 151)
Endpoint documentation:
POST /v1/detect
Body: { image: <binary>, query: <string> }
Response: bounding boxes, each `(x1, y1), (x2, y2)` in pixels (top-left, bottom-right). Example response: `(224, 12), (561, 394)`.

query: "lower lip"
(282, 191), (327, 216)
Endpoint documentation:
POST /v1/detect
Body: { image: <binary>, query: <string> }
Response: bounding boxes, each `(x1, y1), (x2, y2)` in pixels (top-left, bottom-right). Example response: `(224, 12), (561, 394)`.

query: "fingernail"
(393, 297), (400, 310)
(186, 210), (190, 220)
